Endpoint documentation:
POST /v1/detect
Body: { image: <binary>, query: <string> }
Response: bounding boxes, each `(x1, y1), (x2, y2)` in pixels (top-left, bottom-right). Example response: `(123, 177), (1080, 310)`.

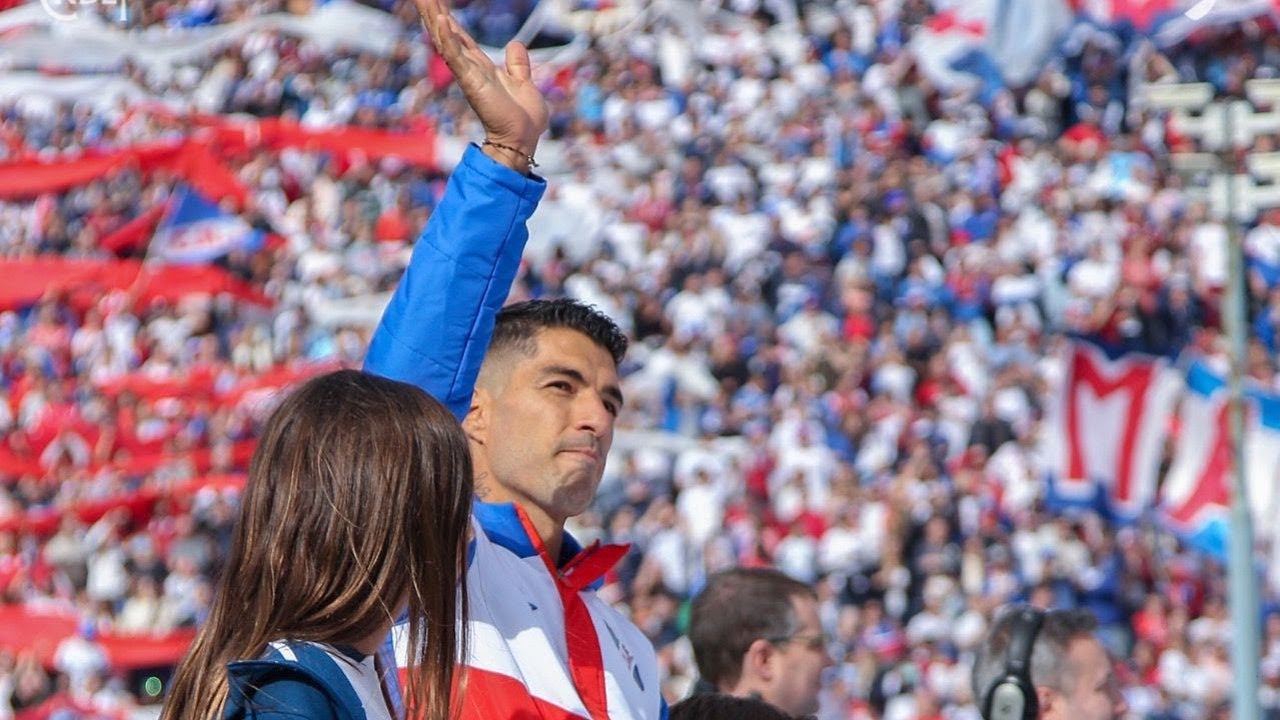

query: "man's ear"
(462, 386), (491, 444)
(741, 637), (777, 684)
(1035, 685), (1057, 720)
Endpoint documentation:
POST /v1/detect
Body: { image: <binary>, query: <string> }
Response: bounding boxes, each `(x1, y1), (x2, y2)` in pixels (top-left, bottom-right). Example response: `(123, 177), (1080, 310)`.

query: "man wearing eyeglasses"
(687, 568), (833, 718)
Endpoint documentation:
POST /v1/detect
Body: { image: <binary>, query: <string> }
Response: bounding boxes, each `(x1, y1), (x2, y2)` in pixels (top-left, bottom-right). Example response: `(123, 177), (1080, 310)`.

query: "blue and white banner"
(910, 0), (1074, 94)
(150, 185), (262, 264)
(1075, 0), (1182, 33)
(1161, 360), (1280, 557)
(1153, 0), (1280, 45)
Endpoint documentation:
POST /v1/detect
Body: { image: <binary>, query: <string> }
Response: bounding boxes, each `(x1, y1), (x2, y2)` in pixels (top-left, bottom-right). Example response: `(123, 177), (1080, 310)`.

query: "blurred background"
(2, 0), (1280, 717)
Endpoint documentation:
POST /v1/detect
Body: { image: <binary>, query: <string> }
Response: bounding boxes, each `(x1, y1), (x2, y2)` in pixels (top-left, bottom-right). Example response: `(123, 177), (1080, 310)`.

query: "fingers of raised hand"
(412, 0), (444, 39)
(504, 42), (531, 82)
(414, 6), (455, 68)
(413, 0), (478, 74)
(441, 10), (481, 54)
(439, 15), (496, 79)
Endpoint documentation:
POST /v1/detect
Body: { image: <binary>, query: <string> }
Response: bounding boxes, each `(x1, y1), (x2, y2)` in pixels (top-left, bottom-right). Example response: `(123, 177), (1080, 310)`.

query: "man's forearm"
(363, 143), (545, 419)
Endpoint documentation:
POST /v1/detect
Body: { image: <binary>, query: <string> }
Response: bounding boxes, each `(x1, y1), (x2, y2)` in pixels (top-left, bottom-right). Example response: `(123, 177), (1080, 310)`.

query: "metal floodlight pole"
(1250, 152), (1280, 179)
(1246, 79), (1280, 103)
(1221, 102), (1261, 720)
(1147, 81), (1261, 720)
(1143, 82), (1215, 110)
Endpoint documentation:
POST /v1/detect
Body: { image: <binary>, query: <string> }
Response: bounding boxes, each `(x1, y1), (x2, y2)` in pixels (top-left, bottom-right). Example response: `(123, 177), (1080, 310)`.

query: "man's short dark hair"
(971, 605), (1099, 702)
(689, 568), (817, 690)
(669, 693), (795, 720)
(490, 299), (628, 366)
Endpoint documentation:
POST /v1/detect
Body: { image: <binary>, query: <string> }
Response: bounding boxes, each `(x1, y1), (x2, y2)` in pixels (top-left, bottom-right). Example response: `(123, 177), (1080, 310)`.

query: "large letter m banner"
(1044, 339), (1181, 520)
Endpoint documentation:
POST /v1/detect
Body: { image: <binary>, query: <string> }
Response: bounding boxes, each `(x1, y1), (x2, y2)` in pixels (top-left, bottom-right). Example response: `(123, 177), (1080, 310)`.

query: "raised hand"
(414, 0), (549, 173)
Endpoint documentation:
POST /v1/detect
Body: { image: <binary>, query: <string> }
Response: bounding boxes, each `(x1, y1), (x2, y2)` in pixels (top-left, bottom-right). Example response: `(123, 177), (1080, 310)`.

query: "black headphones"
(981, 606), (1044, 720)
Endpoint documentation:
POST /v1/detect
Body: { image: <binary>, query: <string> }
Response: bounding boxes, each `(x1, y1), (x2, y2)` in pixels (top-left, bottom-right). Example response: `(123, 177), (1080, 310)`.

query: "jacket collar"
(473, 500), (583, 565)
(225, 642), (366, 720)
(473, 500), (628, 591)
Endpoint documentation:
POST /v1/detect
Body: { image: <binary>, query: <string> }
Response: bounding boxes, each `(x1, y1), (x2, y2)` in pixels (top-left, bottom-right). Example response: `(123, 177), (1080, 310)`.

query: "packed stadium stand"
(3, 0), (1280, 717)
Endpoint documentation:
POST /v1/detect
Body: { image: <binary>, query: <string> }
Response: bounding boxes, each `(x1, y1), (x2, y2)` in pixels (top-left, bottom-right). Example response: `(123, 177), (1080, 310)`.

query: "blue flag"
(150, 186), (263, 265)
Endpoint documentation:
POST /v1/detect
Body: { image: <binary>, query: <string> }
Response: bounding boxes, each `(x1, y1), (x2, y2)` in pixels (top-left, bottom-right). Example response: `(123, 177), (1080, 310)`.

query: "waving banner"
(1162, 360), (1280, 556)
(1043, 339), (1182, 519)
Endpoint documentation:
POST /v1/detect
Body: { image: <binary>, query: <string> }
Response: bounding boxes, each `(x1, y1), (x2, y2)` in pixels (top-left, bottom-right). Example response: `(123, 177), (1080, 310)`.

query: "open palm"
(414, 0), (549, 155)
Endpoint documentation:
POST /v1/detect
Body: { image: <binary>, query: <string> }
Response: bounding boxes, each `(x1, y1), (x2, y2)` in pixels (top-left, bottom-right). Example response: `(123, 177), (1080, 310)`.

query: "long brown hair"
(162, 369), (472, 720)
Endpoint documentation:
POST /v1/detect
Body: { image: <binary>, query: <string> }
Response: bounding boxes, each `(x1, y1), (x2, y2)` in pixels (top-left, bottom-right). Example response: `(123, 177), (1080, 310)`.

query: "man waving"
(364, 2), (665, 718)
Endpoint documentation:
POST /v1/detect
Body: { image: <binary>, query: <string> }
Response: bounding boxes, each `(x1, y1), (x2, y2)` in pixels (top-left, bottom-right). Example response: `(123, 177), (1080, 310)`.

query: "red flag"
(99, 201), (170, 253)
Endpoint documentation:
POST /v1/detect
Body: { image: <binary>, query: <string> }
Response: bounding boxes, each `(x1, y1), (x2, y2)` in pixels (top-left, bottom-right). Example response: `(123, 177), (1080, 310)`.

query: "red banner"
(0, 604), (197, 672)
(194, 115), (436, 169)
(0, 470), (250, 536)
(0, 258), (272, 312)
(0, 141), (248, 206)
(16, 695), (128, 720)
(0, 120), (436, 204)
(0, 154), (124, 198)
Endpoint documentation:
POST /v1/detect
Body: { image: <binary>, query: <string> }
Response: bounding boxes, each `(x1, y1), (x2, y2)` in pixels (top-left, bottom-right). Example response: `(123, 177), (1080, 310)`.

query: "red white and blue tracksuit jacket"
(363, 145), (666, 720)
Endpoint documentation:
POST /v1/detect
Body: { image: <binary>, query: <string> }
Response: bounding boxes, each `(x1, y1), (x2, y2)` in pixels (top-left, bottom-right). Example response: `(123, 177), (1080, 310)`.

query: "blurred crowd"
(5, 0), (1280, 718)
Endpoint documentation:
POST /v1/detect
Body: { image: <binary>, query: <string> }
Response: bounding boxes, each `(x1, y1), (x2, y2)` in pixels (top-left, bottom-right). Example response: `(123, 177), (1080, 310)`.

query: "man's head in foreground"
(464, 299), (628, 550)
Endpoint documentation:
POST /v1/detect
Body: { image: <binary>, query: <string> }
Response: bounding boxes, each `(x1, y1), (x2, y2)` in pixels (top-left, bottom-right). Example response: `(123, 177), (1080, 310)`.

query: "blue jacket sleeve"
(363, 144), (546, 420)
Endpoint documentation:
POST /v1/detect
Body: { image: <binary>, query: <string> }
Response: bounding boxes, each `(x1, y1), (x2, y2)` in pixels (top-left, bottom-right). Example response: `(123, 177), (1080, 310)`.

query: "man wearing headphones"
(972, 605), (1128, 720)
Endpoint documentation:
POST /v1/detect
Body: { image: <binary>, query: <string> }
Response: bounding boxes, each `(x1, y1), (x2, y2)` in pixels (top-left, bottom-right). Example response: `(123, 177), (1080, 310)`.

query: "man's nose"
(575, 392), (613, 435)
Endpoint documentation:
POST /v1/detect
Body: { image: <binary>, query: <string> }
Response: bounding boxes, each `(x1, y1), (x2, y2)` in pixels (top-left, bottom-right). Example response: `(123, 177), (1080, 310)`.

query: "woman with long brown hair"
(162, 369), (472, 720)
